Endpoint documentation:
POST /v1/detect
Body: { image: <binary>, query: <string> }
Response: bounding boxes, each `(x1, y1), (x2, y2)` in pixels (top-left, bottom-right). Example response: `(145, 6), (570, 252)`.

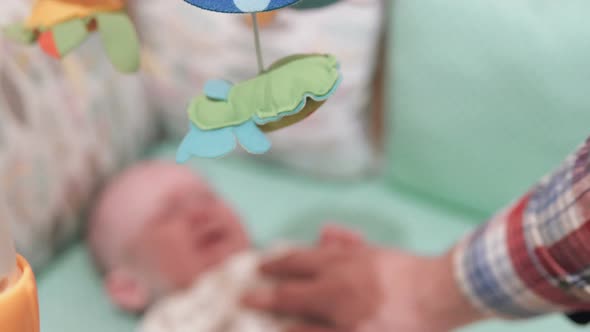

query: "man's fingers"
(319, 224), (365, 249)
(243, 281), (324, 317)
(260, 247), (344, 278)
(287, 324), (340, 332)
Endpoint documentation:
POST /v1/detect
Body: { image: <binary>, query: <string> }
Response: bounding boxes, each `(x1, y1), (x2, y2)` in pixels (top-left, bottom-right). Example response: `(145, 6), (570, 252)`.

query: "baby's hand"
(319, 224), (365, 249)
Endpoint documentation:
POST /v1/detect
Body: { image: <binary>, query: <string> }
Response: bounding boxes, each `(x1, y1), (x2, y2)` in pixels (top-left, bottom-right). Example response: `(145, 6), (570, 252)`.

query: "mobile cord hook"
(251, 13), (265, 74)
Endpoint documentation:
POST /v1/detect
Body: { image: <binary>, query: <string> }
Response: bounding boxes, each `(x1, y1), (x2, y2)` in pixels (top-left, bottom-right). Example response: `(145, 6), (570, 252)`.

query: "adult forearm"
(453, 136), (590, 319)
(416, 251), (490, 330)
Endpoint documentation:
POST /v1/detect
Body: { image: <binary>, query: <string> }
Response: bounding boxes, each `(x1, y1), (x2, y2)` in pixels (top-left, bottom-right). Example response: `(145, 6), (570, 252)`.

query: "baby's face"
(131, 180), (249, 291)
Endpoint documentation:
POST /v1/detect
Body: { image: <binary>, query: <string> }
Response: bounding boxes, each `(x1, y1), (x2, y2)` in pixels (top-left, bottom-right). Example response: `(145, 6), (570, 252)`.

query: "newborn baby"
(88, 161), (362, 332)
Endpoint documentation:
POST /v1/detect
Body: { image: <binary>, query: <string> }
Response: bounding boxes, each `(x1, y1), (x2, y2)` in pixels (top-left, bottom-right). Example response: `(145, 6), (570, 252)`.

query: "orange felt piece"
(0, 256), (40, 332)
(244, 12), (278, 28)
(38, 31), (61, 58)
(26, 0), (125, 28)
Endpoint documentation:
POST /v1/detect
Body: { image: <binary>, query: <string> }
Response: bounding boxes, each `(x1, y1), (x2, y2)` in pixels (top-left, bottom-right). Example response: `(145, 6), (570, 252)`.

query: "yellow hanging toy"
(3, 0), (140, 73)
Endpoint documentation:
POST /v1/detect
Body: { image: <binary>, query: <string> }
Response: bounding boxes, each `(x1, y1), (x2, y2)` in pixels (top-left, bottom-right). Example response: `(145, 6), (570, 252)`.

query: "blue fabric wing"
(204, 80), (233, 101)
(233, 120), (271, 154)
(176, 123), (236, 162)
(176, 121), (272, 161)
(182, 0), (300, 13)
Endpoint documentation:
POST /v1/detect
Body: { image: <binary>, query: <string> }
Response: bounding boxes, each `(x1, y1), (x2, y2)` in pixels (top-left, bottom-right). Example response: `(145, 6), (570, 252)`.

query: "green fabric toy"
(177, 54), (342, 161)
(3, 0), (140, 73)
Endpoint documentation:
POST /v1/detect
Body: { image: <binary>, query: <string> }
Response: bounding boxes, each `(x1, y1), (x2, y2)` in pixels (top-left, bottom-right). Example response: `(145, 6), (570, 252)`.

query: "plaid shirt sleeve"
(454, 136), (590, 318)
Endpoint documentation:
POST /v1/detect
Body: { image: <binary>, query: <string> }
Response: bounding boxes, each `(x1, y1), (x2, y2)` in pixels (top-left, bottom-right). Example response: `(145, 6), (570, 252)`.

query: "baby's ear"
(319, 224), (366, 249)
(104, 268), (150, 313)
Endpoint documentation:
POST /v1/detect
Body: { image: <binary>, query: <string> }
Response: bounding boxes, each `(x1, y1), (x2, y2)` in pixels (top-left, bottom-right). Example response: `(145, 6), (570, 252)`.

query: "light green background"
(387, 0), (590, 217)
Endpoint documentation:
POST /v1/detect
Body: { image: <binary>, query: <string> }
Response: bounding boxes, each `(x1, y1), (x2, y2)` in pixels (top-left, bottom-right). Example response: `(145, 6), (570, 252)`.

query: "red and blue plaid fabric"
(455, 136), (590, 318)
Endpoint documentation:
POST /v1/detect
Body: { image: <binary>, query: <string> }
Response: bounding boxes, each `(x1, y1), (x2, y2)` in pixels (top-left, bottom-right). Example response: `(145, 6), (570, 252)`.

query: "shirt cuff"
(453, 196), (568, 319)
(453, 137), (590, 318)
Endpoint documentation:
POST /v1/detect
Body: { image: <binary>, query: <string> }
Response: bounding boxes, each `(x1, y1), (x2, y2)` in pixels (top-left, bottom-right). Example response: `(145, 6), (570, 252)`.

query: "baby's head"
(88, 161), (249, 312)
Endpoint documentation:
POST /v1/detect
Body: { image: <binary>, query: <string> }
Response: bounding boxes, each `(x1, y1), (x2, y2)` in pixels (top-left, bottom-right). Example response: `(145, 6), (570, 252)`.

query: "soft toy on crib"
(176, 0), (343, 162)
(3, 0), (140, 73)
(0, 216), (39, 332)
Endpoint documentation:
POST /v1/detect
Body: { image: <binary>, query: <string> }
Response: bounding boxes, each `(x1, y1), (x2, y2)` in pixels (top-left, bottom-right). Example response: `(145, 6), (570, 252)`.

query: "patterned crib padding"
(0, 0), (157, 270)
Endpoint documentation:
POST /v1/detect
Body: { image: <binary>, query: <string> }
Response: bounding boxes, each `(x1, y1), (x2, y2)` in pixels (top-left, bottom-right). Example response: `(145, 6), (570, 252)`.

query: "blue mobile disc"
(183, 0), (300, 13)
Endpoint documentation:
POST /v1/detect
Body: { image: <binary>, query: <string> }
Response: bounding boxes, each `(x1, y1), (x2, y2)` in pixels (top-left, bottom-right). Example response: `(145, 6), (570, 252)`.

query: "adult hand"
(244, 245), (488, 332)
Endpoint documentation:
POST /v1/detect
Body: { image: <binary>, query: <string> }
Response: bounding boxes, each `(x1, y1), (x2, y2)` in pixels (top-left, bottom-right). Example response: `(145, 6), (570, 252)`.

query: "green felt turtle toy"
(176, 54), (342, 162)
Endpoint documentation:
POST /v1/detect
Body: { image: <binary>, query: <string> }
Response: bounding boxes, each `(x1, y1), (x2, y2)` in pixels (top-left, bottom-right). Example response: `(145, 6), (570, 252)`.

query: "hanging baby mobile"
(2, 0), (343, 160)
(3, 0), (140, 73)
(175, 0), (343, 162)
